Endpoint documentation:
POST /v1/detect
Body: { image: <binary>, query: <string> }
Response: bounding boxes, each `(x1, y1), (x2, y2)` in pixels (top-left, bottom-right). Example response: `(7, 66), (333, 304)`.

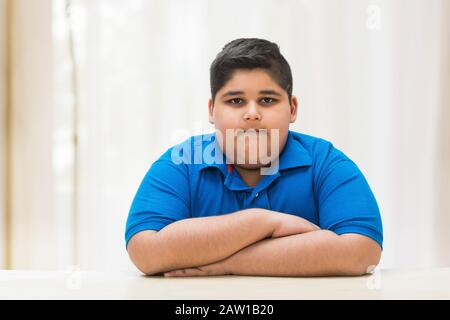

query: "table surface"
(1, 267), (449, 299)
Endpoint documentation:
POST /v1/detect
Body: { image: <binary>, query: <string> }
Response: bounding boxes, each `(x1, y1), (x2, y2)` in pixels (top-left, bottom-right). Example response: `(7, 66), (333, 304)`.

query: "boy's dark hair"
(210, 38), (293, 104)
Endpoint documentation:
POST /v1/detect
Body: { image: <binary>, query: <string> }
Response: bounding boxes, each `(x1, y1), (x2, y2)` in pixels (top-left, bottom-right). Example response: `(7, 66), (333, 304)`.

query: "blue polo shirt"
(125, 130), (383, 249)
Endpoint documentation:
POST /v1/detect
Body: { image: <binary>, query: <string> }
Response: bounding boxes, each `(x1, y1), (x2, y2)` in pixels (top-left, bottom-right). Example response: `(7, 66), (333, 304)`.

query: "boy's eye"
(227, 98), (244, 105)
(260, 97), (276, 104)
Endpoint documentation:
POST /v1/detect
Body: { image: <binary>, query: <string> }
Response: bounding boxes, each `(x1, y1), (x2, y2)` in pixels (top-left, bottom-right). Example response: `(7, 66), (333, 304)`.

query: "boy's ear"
(208, 98), (215, 124)
(290, 96), (299, 123)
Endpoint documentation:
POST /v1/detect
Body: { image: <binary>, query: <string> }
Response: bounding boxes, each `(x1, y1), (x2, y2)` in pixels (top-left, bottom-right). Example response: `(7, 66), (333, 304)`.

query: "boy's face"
(208, 68), (298, 169)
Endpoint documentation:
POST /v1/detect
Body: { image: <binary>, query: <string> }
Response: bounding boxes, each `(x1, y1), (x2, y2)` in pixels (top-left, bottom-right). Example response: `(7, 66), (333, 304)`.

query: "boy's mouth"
(233, 128), (271, 138)
(238, 128), (268, 133)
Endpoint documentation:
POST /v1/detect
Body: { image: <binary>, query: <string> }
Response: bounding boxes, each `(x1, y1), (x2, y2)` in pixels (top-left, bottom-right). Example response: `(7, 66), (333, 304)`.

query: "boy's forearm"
(223, 230), (381, 276)
(132, 208), (275, 274)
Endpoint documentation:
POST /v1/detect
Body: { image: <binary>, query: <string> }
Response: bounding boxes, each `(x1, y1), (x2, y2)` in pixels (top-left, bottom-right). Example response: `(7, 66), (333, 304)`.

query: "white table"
(1, 268), (449, 299)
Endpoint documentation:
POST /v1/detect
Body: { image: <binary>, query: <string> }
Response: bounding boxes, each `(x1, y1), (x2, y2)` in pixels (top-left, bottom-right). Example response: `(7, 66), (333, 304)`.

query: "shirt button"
(255, 193), (259, 198)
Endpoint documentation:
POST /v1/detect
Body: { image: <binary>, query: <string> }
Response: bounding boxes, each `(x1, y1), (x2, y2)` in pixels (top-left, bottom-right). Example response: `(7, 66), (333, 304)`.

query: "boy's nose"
(243, 103), (261, 121)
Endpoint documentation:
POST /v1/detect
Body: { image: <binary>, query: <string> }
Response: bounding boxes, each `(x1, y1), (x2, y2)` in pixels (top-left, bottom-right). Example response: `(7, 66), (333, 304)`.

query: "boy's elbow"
(127, 230), (162, 275)
(341, 234), (382, 276)
(351, 249), (381, 276)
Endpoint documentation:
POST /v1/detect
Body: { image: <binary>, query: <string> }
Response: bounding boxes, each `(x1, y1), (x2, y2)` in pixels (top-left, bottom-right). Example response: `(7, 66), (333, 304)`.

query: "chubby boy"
(125, 38), (382, 277)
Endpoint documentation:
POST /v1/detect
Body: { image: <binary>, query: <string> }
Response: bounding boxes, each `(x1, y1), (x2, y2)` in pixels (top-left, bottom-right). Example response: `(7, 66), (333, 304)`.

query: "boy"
(125, 38), (382, 277)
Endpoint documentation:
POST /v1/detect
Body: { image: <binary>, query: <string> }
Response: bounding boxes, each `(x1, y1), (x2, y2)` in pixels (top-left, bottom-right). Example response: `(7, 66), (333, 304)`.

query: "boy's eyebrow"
(221, 89), (282, 98)
(221, 90), (245, 98)
(258, 89), (282, 96)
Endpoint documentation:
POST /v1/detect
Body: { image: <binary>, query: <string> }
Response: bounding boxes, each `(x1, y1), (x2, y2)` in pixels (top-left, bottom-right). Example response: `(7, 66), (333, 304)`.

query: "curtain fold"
(434, 0), (450, 267)
(9, 0), (56, 268)
(0, 0), (8, 269)
(7, 0), (76, 269)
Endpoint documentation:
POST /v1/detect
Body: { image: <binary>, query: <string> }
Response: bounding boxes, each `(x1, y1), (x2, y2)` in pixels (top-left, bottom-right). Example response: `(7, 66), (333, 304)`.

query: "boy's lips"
(238, 128), (268, 132)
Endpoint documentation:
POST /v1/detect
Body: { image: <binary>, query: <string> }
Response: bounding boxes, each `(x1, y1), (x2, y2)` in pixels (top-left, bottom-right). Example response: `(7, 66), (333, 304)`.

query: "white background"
(1, 0), (450, 271)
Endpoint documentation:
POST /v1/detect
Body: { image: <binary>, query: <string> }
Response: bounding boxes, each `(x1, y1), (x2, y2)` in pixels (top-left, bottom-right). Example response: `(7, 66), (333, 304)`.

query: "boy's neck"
(233, 165), (263, 188)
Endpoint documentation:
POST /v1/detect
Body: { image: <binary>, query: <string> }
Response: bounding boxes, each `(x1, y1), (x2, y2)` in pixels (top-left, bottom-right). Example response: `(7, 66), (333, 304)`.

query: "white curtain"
(0, 0), (7, 269)
(3, 0), (450, 270)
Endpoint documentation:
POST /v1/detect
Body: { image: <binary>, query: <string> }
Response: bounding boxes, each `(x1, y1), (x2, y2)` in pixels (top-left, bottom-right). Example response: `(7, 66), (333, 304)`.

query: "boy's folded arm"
(127, 208), (276, 275)
(222, 230), (381, 277)
(127, 209), (318, 275)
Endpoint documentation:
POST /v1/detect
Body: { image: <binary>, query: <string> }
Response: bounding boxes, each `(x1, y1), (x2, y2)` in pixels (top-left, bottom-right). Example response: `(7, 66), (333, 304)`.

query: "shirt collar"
(278, 130), (313, 170)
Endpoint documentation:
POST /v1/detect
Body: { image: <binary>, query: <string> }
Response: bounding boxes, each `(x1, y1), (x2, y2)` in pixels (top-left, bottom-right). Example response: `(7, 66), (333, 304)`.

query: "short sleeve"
(316, 146), (383, 249)
(125, 158), (191, 248)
